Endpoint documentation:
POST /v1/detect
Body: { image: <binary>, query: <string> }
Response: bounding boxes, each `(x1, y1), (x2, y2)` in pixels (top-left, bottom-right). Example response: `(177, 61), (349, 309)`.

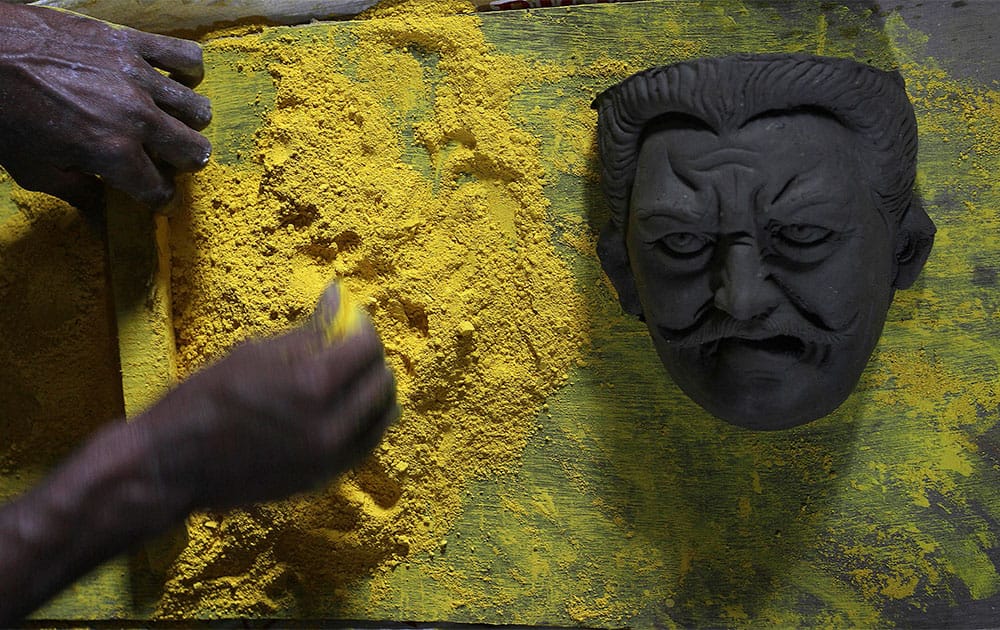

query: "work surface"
(2, 0), (999, 626)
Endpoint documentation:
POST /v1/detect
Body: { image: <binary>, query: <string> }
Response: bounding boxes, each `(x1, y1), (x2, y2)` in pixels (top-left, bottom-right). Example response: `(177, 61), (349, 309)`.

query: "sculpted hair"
(592, 54), (918, 234)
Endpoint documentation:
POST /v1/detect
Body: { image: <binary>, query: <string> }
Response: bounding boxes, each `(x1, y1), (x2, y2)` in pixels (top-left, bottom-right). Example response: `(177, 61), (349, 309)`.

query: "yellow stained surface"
(0, 0), (997, 626)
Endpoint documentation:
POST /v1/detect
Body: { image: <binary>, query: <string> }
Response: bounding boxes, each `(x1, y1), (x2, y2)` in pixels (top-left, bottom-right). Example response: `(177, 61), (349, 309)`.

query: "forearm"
(0, 416), (181, 623)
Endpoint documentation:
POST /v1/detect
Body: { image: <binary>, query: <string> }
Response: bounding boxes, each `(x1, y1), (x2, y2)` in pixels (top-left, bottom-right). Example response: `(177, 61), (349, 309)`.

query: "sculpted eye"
(658, 232), (713, 257)
(775, 224), (833, 246)
(768, 223), (839, 265)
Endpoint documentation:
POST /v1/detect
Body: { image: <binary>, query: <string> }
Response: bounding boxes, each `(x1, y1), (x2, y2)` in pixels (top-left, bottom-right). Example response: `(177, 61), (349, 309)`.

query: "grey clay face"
(628, 114), (895, 428)
(594, 54), (936, 429)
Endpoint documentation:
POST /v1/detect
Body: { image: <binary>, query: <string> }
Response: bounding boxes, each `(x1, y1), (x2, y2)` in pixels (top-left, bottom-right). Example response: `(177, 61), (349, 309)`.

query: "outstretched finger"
(313, 282), (345, 325)
(141, 67), (212, 131)
(310, 282), (367, 344)
(146, 111), (212, 172)
(127, 29), (205, 88)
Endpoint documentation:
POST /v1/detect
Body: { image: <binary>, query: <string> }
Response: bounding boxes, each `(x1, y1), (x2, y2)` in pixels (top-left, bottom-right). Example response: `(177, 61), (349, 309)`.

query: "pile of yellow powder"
(158, 0), (586, 616)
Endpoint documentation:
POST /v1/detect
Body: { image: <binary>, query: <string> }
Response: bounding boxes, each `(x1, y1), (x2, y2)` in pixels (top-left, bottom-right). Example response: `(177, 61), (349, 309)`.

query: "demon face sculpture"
(594, 54), (935, 429)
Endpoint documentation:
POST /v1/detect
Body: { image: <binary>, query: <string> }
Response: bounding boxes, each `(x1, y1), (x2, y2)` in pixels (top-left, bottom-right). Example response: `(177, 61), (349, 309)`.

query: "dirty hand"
(0, 4), (212, 214)
(138, 284), (398, 511)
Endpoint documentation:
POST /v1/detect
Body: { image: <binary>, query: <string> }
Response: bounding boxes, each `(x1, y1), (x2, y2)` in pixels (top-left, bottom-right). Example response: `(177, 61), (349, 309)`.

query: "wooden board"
(12, 0), (999, 624)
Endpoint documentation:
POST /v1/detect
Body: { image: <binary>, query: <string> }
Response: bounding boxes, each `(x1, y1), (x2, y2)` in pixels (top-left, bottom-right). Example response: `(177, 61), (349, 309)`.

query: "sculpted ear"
(597, 225), (644, 318)
(893, 199), (936, 289)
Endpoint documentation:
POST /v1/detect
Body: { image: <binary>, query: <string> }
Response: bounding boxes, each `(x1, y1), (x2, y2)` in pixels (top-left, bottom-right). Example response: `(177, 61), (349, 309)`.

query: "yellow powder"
(0, 186), (123, 484)
(157, 0), (586, 617)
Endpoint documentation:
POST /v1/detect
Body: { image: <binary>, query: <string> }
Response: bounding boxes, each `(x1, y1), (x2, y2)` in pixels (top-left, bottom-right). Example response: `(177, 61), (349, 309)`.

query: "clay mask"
(593, 54), (935, 429)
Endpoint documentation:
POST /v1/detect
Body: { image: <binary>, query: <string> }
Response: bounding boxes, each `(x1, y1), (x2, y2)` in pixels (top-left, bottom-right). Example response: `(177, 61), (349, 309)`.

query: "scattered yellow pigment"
(0, 185), (123, 487)
(157, 0), (587, 617)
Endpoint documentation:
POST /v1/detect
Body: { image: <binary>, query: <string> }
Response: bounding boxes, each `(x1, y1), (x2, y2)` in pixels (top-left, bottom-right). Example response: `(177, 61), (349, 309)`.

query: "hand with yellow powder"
(0, 283), (398, 623)
(0, 3), (212, 215)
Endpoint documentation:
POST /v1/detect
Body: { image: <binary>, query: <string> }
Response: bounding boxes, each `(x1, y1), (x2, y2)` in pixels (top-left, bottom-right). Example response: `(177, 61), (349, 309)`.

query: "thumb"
(4, 163), (105, 221)
(309, 281), (366, 346)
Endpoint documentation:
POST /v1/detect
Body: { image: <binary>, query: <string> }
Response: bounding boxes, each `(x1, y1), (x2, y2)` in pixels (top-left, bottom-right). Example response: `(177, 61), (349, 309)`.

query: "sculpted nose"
(714, 240), (781, 321)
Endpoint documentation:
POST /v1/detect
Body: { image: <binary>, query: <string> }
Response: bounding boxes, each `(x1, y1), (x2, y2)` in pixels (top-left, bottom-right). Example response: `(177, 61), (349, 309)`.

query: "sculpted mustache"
(659, 310), (851, 349)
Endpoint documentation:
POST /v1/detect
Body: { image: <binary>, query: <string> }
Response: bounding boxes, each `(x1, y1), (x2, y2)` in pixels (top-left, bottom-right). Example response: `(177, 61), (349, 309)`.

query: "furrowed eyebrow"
(633, 204), (704, 224)
(770, 197), (851, 224)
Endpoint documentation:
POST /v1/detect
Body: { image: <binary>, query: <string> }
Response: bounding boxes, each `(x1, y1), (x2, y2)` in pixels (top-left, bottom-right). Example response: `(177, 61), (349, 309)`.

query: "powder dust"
(157, 0), (586, 617)
(0, 182), (123, 496)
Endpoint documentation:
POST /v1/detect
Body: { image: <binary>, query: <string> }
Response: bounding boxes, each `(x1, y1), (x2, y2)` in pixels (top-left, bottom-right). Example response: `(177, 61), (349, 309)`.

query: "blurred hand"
(0, 4), (212, 215)
(140, 284), (398, 510)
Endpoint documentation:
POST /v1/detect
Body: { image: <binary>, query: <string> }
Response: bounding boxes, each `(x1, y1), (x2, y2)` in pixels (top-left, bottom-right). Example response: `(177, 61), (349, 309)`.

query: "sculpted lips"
(657, 325), (833, 369)
(723, 335), (806, 357)
(654, 309), (854, 370)
(707, 334), (818, 366)
(712, 335), (820, 371)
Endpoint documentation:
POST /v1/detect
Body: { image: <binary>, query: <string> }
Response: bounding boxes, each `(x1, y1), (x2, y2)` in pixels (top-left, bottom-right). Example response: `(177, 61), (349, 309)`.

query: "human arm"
(0, 3), (212, 214)
(0, 284), (397, 623)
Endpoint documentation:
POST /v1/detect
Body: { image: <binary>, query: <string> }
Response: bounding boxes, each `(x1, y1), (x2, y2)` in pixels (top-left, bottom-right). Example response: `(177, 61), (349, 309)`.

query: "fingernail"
(198, 144), (212, 168)
(198, 101), (214, 128)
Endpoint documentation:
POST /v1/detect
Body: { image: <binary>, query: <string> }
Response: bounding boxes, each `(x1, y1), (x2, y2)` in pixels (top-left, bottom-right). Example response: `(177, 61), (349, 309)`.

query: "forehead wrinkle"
(714, 164), (763, 233)
(770, 161), (827, 200)
(683, 147), (763, 172)
(632, 144), (705, 223)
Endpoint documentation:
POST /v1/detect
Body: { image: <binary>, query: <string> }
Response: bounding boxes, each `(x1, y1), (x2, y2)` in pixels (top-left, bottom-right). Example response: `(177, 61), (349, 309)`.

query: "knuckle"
(100, 138), (134, 163)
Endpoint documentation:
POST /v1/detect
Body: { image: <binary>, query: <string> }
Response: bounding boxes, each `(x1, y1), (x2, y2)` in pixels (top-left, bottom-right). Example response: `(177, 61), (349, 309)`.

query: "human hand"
(139, 284), (398, 511)
(0, 4), (212, 215)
